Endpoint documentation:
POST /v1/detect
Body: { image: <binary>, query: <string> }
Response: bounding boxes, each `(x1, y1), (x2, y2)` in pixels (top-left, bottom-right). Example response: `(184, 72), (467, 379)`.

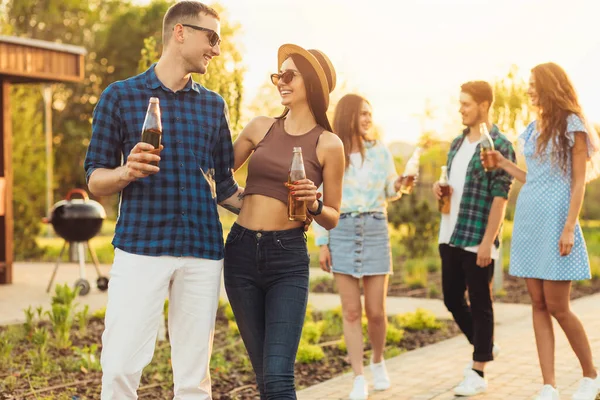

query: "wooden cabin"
(0, 35), (86, 284)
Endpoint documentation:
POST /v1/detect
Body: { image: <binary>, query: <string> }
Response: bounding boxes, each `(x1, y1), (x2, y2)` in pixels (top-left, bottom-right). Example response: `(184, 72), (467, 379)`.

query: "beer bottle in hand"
(141, 97), (162, 167)
(288, 147), (307, 222)
(400, 147), (422, 194)
(480, 123), (497, 172)
(438, 166), (451, 214)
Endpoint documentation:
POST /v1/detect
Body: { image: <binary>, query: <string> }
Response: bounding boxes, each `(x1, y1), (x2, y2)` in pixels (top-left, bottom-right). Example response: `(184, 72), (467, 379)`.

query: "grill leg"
(77, 242), (87, 280)
(46, 241), (68, 293)
(87, 241), (103, 276)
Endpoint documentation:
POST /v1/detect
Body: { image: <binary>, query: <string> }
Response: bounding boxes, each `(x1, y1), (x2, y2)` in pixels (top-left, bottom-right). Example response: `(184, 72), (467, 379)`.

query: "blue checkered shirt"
(84, 65), (238, 259)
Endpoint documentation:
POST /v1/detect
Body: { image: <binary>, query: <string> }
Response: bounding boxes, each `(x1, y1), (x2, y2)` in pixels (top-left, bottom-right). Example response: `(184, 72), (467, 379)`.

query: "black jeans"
(439, 244), (495, 362)
(224, 223), (309, 400)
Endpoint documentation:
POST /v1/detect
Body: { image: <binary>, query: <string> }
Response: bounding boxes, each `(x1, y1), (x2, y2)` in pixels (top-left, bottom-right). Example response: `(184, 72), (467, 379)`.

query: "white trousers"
(100, 248), (223, 400)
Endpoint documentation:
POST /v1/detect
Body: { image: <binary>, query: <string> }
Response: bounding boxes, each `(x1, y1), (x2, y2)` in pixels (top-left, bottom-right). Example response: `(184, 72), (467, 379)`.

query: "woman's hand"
(286, 178), (319, 212)
(480, 149), (507, 169)
(559, 227), (575, 256)
(319, 245), (332, 272)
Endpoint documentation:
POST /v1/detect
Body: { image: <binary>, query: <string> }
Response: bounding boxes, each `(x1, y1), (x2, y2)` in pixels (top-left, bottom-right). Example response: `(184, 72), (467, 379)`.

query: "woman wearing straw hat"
(223, 44), (344, 399)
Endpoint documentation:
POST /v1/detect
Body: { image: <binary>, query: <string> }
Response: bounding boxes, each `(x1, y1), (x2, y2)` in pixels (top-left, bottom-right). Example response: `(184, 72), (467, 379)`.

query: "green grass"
(33, 217), (600, 280)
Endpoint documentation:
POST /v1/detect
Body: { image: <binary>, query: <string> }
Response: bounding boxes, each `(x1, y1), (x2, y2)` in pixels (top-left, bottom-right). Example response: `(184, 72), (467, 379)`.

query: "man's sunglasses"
(270, 70), (301, 86)
(181, 24), (222, 47)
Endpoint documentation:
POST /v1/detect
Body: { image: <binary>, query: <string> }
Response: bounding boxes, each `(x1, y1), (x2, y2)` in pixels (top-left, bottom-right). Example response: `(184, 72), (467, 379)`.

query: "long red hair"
(532, 62), (584, 174)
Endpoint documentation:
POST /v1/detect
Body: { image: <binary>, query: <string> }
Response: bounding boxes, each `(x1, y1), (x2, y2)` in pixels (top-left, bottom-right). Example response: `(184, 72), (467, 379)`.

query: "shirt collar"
(144, 63), (201, 94)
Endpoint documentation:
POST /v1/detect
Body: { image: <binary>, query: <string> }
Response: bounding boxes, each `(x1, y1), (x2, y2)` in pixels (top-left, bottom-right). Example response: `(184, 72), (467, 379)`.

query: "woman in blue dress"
(489, 62), (600, 400)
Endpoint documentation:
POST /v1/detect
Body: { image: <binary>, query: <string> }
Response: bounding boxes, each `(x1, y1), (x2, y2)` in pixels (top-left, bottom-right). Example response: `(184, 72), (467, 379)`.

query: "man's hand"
(432, 181), (452, 201)
(476, 242), (493, 267)
(319, 245), (332, 272)
(121, 142), (163, 182)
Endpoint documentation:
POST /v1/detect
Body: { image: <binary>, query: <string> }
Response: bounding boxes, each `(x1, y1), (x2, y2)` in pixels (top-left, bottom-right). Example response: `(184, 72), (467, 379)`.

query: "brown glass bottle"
(438, 166), (450, 214)
(141, 97), (162, 167)
(480, 122), (497, 172)
(400, 147), (422, 194)
(288, 147), (307, 222)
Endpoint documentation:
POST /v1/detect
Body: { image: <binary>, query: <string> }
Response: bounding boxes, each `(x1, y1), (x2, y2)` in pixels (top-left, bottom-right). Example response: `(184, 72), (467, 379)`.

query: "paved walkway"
(0, 263), (527, 326)
(298, 292), (600, 400)
(2, 263), (600, 399)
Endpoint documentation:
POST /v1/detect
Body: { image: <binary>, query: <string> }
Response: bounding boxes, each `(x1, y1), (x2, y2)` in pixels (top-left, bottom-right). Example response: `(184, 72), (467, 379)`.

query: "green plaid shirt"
(446, 125), (516, 248)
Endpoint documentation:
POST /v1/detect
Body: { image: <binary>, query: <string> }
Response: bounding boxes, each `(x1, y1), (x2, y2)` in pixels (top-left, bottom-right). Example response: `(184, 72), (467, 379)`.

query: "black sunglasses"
(270, 70), (301, 86)
(181, 23), (222, 47)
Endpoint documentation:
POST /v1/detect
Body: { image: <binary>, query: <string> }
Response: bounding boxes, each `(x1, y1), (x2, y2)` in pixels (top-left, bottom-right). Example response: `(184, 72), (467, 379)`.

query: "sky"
(141, 0), (600, 143)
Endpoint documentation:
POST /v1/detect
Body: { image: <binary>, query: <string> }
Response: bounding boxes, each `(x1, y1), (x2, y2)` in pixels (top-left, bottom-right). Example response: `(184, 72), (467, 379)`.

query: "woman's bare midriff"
(236, 194), (305, 231)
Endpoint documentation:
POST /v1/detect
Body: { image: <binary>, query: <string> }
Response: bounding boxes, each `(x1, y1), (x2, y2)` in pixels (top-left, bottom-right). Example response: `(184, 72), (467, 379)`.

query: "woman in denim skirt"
(223, 44), (344, 400)
(313, 94), (406, 400)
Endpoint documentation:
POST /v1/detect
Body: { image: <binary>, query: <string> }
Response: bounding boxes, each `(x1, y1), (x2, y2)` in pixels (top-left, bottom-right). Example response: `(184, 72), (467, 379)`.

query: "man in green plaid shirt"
(433, 81), (516, 397)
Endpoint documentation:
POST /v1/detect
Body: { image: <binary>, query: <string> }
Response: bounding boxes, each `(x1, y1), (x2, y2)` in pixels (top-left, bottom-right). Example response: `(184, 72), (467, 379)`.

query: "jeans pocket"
(275, 236), (306, 251)
(225, 229), (243, 246)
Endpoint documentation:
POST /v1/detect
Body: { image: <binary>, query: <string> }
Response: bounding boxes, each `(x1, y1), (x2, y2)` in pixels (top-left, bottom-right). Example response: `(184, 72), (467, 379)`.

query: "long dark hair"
(333, 94), (370, 169)
(276, 54), (332, 132)
(532, 62), (584, 174)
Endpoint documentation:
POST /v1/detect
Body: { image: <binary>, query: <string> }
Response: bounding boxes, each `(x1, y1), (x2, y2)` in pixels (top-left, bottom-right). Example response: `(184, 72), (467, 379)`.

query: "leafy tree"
(491, 65), (532, 140)
(388, 192), (439, 260)
(2, 0), (245, 258)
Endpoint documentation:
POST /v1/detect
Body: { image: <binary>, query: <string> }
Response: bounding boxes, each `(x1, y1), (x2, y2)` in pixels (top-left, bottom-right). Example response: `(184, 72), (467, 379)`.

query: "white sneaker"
(370, 358), (391, 391)
(464, 343), (501, 374)
(453, 369), (487, 396)
(535, 384), (560, 400)
(571, 373), (600, 400)
(349, 375), (368, 400)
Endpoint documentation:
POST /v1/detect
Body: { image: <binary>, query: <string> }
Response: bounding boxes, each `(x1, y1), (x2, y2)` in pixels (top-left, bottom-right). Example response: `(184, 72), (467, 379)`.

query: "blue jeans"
(224, 223), (309, 400)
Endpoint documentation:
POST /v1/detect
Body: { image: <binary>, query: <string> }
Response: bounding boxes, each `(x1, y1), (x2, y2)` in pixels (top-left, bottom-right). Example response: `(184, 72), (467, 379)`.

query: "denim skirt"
(329, 212), (392, 278)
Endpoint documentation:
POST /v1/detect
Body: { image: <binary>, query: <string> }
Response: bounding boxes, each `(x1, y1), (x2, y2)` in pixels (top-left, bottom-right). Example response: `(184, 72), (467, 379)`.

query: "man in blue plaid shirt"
(433, 81), (516, 397)
(84, 2), (244, 399)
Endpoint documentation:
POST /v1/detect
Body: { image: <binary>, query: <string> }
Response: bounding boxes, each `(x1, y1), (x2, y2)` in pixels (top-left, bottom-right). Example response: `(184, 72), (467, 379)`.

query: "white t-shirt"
(438, 138), (500, 260)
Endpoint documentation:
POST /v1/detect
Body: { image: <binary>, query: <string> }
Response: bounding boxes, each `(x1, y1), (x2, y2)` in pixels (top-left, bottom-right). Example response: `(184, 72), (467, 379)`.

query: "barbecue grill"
(44, 189), (109, 296)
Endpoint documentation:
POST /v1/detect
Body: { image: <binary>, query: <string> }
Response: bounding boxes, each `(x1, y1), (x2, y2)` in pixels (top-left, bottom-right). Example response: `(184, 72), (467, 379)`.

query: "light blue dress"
(509, 115), (591, 281)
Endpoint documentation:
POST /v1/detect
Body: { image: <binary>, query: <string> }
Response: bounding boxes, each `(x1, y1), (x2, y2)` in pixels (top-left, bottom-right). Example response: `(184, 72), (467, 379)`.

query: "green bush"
(92, 307), (106, 320)
(0, 332), (14, 368)
(337, 337), (347, 352)
(228, 320), (240, 337)
(321, 306), (344, 337)
(301, 321), (324, 344)
(404, 262), (428, 289)
(384, 347), (403, 359)
(296, 342), (325, 364)
(385, 326), (405, 345)
(223, 303), (235, 322)
(46, 284), (80, 349)
(428, 283), (440, 298)
(305, 302), (314, 322)
(393, 308), (442, 331)
(425, 258), (440, 273)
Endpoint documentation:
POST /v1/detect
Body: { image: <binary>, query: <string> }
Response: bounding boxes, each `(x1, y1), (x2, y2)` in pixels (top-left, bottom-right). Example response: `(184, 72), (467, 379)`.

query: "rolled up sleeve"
(490, 140), (516, 199)
(84, 85), (123, 184)
(213, 100), (239, 203)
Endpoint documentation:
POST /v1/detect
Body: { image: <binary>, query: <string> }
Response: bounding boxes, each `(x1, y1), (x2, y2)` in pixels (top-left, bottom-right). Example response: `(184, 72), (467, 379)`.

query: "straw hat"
(277, 44), (336, 109)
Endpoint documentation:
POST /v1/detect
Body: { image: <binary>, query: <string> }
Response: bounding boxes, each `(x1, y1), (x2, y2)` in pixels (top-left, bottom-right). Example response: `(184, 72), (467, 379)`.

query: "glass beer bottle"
(438, 166), (451, 214)
(480, 122), (497, 172)
(288, 147), (307, 222)
(141, 97), (162, 167)
(400, 147), (422, 194)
